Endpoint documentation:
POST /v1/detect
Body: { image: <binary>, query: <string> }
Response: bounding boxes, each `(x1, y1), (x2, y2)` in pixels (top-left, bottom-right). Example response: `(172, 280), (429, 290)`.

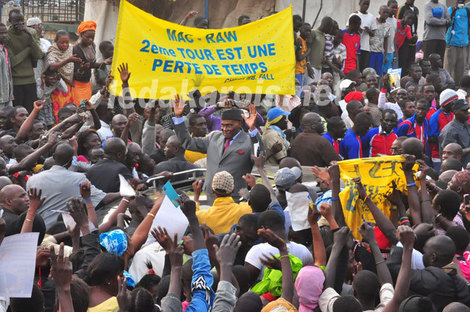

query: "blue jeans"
(382, 52), (394, 74)
(369, 52), (384, 76)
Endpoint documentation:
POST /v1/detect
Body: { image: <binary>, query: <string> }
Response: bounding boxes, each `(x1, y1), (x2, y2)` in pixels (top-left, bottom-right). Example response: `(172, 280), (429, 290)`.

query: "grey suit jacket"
(174, 122), (264, 201)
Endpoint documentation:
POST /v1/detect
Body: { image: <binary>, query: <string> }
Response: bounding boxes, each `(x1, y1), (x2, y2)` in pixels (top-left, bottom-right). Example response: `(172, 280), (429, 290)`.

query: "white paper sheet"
(145, 195), (189, 245)
(119, 174), (136, 197)
(61, 213), (97, 236)
(285, 191), (311, 231)
(0, 232), (39, 298)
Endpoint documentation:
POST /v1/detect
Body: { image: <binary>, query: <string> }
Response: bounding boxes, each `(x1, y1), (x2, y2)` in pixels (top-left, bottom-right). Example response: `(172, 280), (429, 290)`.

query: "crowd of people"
(2, 0), (470, 311)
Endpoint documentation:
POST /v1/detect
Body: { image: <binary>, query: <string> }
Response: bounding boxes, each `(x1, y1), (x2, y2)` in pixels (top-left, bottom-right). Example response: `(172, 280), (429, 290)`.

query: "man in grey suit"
(172, 95), (263, 203)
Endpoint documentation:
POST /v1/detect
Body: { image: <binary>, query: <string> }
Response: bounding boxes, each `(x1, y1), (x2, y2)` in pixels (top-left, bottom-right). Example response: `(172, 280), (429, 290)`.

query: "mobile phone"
(464, 194), (470, 206)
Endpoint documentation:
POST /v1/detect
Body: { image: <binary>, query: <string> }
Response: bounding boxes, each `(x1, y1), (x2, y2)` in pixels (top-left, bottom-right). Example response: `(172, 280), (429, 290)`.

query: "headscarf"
(77, 20), (97, 34)
(294, 266), (325, 312)
(99, 229), (128, 256)
(261, 297), (298, 312)
(46, 43), (74, 85)
(344, 91), (363, 103)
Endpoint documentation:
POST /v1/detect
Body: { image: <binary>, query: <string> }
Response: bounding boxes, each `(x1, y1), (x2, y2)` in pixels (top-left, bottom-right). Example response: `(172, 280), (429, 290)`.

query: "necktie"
(224, 139), (230, 152)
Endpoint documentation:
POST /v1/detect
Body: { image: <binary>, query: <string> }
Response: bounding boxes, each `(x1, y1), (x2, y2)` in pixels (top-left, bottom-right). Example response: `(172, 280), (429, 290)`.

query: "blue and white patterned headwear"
(99, 229), (128, 256)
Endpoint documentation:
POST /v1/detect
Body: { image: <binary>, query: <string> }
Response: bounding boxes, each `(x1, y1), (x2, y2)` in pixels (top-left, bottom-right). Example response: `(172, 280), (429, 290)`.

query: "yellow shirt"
(185, 133), (207, 163)
(196, 197), (252, 234)
(185, 149), (206, 163)
(88, 297), (119, 312)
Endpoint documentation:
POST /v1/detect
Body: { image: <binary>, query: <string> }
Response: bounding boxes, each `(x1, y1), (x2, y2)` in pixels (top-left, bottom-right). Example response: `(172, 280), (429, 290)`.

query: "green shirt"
(5, 26), (43, 86)
(309, 29), (326, 70)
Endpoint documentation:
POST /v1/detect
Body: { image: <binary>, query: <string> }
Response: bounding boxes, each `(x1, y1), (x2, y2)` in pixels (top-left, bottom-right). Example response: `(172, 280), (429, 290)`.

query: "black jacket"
(387, 246), (470, 311)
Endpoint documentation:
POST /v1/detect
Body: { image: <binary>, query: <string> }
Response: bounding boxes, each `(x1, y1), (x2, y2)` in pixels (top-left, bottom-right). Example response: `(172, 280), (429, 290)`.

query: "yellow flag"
(338, 156), (414, 238)
(110, 1), (295, 100)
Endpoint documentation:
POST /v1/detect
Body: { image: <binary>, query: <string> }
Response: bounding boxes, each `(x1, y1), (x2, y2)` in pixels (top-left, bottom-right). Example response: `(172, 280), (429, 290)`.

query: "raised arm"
(49, 243), (74, 312)
(9, 133), (57, 174)
(308, 204), (327, 267)
(329, 163), (346, 227)
(354, 177), (398, 245)
(173, 95), (210, 153)
(16, 100), (44, 142)
(253, 154), (278, 203)
(402, 154), (421, 224)
(258, 228), (294, 302)
(21, 188), (45, 233)
(324, 226), (350, 288)
(383, 226), (414, 312)
(359, 223), (393, 285)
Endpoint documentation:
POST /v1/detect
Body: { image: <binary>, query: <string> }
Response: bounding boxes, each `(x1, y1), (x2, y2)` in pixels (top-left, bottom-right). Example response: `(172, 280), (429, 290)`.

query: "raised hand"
(307, 204), (321, 226)
(402, 154), (416, 172)
(36, 248), (51, 267)
(49, 243), (72, 289)
(311, 166), (331, 185)
(172, 94), (186, 118)
(270, 142), (283, 155)
(398, 225), (415, 249)
(242, 173), (256, 188)
(241, 103), (257, 131)
(79, 180), (91, 201)
(358, 222), (376, 243)
(28, 188), (45, 213)
(214, 233), (241, 266)
(177, 198), (197, 221)
(127, 112), (140, 127)
(186, 10), (198, 18)
(257, 228), (287, 252)
(319, 203), (333, 219)
(333, 226), (350, 247)
(33, 100), (45, 111)
(151, 226), (172, 251)
(328, 161), (340, 183)
(353, 177), (367, 200)
(253, 153), (265, 169)
(259, 253), (281, 270)
(67, 198), (88, 229)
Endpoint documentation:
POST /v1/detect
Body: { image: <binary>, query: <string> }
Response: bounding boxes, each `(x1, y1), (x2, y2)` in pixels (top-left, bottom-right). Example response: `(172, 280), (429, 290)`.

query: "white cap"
(339, 79), (356, 91)
(26, 17), (42, 26)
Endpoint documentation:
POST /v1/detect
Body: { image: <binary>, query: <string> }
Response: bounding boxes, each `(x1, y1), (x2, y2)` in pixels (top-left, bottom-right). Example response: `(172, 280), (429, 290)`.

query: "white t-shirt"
(245, 241), (313, 280)
(349, 12), (377, 51)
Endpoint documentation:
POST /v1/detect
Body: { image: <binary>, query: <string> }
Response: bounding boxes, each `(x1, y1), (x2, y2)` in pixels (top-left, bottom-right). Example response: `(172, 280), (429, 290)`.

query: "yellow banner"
(110, 1), (295, 100)
(338, 156), (414, 238)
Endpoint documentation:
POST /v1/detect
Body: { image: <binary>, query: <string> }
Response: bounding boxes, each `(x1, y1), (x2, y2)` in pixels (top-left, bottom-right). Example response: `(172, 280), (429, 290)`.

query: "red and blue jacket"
(340, 128), (366, 160)
(363, 126), (398, 157)
(323, 132), (340, 154)
(428, 109), (454, 159)
(396, 114), (430, 156)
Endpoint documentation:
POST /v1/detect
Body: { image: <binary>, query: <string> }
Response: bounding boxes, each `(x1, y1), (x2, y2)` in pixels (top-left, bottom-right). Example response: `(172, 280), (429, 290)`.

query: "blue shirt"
(186, 249), (215, 312)
(340, 128), (366, 159)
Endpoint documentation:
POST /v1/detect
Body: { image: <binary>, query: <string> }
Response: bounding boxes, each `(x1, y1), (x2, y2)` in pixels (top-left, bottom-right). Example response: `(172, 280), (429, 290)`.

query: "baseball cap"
(274, 167), (302, 190)
(340, 79), (356, 91)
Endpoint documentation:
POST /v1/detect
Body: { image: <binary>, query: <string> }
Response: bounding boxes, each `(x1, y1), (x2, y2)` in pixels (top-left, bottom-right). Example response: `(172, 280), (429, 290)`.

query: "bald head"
(159, 128), (175, 148)
(443, 302), (470, 312)
(423, 235), (455, 268)
(301, 112), (324, 134)
(53, 143), (74, 166)
(346, 100), (364, 121)
(104, 137), (127, 162)
(111, 114), (127, 136)
(279, 157), (301, 169)
(439, 170), (458, 184)
(402, 138), (424, 160)
(0, 184), (29, 214)
(442, 143), (463, 161)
